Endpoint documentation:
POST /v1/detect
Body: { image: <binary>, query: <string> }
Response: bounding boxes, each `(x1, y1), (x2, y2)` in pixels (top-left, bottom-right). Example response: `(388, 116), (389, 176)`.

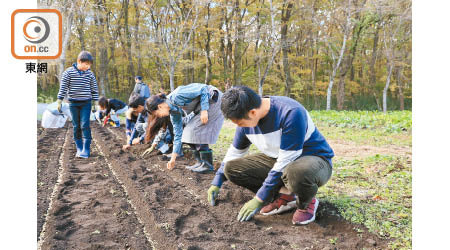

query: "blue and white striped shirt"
(57, 63), (99, 102)
(212, 96), (334, 202)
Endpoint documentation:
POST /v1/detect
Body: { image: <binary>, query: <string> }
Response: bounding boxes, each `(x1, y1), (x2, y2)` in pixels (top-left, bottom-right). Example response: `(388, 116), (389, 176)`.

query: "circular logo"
(23, 16), (50, 44)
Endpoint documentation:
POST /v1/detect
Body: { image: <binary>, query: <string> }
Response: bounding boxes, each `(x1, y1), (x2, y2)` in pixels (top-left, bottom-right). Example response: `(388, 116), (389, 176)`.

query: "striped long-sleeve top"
(57, 63), (99, 102)
(211, 96), (334, 202)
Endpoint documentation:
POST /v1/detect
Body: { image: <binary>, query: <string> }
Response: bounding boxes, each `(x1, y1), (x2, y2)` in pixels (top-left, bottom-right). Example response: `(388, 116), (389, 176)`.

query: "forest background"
(37, 0), (411, 111)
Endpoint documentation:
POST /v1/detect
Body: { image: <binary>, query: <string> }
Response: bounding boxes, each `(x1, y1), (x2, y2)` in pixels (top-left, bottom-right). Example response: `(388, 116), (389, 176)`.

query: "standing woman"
(145, 83), (224, 173)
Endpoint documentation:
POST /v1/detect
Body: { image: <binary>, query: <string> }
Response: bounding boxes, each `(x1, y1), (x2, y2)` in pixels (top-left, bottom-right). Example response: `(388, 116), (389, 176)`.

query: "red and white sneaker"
(292, 198), (319, 225)
(260, 194), (297, 215)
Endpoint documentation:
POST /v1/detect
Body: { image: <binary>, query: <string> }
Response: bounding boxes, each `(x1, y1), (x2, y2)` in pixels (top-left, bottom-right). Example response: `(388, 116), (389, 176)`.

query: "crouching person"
(207, 86), (334, 225)
(145, 83), (224, 172)
(123, 106), (148, 150)
(125, 93), (146, 142)
(97, 96), (128, 127)
(141, 115), (174, 155)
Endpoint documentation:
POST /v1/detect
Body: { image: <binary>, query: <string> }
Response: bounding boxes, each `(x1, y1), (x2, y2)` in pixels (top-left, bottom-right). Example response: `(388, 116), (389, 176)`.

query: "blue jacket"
(167, 83), (210, 155)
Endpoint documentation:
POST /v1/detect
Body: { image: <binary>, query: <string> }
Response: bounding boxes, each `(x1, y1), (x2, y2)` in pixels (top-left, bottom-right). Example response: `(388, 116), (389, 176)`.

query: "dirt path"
(328, 139), (411, 160)
(37, 126), (149, 249)
(95, 124), (390, 249)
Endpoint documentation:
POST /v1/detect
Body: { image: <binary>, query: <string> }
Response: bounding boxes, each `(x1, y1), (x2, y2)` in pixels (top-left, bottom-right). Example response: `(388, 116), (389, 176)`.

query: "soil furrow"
(37, 126), (69, 241)
(38, 125), (149, 250)
(99, 124), (390, 249)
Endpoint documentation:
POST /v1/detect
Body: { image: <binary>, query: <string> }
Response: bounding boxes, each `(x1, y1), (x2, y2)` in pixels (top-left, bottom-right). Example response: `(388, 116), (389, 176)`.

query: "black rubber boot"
(192, 150), (214, 173)
(185, 150), (202, 170)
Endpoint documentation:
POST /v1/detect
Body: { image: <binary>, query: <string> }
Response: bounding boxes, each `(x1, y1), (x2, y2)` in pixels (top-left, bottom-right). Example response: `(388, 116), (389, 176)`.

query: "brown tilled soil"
(38, 122), (390, 249)
(37, 125), (68, 240)
(37, 125), (149, 249)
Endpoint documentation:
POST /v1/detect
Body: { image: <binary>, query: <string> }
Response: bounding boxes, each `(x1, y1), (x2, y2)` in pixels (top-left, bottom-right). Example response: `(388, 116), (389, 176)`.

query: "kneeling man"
(207, 86), (334, 225)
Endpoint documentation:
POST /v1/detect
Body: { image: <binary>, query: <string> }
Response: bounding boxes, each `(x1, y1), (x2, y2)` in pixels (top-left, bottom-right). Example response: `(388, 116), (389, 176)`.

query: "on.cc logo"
(23, 16), (50, 44)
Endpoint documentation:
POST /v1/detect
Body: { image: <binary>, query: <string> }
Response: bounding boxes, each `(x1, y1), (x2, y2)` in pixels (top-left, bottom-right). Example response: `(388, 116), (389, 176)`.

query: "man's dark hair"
(221, 86), (261, 120)
(98, 96), (109, 109)
(135, 76), (143, 81)
(128, 92), (145, 108)
(77, 51), (94, 64)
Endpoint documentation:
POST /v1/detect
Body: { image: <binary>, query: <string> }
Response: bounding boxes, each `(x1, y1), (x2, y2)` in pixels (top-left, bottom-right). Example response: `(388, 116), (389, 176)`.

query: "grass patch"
(311, 110), (412, 147)
(211, 110), (412, 249)
(309, 110), (412, 133)
(318, 154), (412, 249)
(317, 125), (411, 147)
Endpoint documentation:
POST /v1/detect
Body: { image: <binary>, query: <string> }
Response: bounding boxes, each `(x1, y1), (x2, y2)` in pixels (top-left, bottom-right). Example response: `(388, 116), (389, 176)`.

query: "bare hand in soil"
(132, 138), (141, 145)
(167, 159), (175, 170)
(122, 144), (131, 151)
(200, 110), (208, 124)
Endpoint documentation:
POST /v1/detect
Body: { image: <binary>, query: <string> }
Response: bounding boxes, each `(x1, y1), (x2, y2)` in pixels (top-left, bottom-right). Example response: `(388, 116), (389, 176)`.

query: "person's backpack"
(133, 83), (144, 95)
(133, 82), (150, 99)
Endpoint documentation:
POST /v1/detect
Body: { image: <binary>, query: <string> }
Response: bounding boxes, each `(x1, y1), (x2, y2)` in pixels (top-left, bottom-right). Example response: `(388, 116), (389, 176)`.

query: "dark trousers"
(188, 144), (209, 151)
(69, 101), (92, 140)
(223, 153), (332, 209)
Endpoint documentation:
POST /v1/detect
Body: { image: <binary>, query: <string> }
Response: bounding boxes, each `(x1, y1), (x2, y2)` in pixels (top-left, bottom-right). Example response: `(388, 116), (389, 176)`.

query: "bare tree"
(280, 0), (293, 97)
(382, 3), (410, 113)
(257, 0), (281, 96)
(147, 0), (200, 91)
(57, 0), (75, 83)
(326, 0), (352, 111)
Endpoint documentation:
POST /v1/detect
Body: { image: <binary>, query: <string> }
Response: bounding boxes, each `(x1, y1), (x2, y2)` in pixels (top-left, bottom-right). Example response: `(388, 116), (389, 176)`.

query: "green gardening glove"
(57, 99), (62, 113)
(207, 185), (220, 206)
(237, 197), (263, 222)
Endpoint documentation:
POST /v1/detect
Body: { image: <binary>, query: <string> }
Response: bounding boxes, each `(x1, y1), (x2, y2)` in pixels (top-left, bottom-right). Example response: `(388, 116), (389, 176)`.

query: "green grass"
(211, 110), (412, 249)
(309, 110), (412, 133)
(311, 110), (412, 147)
(318, 155), (412, 249)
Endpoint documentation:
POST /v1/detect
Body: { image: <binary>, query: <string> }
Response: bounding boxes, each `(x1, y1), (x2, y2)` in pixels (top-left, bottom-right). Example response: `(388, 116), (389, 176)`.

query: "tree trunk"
(204, 3), (212, 84)
(95, 1), (108, 96)
(58, 1), (74, 83)
(169, 63), (175, 91)
(397, 66), (405, 110)
(123, 0), (135, 90)
(327, 13), (350, 110)
(134, 0), (143, 76)
(76, 15), (85, 51)
(259, 0), (279, 96)
(383, 63), (393, 113)
(369, 23), (381, 111)
(233, 0), (243, 86)
(336, 1), (367, 110)
(281, 0), (293, 97)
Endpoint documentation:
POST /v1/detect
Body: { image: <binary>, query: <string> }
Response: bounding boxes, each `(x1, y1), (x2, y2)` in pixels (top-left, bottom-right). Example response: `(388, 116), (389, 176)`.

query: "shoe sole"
(190, 168), (214, 173)
(260, 200), (297, 216)
(292, 198), (319, 225)
(185, 164), (202, 170)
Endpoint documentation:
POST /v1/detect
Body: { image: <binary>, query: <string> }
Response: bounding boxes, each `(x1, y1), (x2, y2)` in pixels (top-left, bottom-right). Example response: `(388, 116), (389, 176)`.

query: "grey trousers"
(135, 122), (147, 137)
(223, 153), (332, 209)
